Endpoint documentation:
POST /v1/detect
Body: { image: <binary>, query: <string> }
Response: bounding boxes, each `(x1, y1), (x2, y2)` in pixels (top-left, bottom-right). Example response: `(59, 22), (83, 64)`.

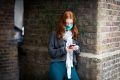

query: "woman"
(48, 10), (80, 80)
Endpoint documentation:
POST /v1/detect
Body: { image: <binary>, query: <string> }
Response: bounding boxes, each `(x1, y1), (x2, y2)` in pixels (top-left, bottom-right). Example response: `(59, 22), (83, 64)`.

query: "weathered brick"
(0, 0), (19, 80)
(79, 50), (120, 80)
(22, 0), (120, 80)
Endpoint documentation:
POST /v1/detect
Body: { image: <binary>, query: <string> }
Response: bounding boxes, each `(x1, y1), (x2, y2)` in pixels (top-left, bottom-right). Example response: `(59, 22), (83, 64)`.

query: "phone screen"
(69, 44), (76, 48)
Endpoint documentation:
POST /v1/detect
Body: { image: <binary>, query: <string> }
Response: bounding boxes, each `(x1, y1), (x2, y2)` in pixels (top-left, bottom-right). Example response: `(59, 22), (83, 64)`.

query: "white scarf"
(63, 31), (73, 79)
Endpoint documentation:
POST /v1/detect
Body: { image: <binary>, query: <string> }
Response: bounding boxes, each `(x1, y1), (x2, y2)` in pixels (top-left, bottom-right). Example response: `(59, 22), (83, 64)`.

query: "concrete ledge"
(78, 50), (120, 80)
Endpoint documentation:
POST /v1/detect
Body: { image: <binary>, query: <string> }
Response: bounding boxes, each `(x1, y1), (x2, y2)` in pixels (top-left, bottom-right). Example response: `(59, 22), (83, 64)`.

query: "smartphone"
(69, 44), (76, 48)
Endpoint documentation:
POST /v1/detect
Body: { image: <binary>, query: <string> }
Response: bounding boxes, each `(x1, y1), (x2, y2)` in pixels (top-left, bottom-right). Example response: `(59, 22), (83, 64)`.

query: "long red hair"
(56, 10), (78, 40)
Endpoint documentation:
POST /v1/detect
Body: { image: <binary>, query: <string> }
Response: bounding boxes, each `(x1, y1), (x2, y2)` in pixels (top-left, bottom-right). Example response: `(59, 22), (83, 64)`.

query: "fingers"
(73, 45), (79, 50)
(69, 44), (76, 49)
(66, 46), (73, 53)
(66, 44), (79, 53)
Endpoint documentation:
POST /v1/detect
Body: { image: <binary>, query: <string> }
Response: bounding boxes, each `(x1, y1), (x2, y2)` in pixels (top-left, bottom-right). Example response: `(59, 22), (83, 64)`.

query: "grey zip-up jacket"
(48, 31), (80, 65)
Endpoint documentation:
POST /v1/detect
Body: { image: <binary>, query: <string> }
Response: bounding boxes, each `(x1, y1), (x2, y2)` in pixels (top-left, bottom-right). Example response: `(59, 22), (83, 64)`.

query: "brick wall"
(22, 0), (120, 80)
(79, 0), (120, 80)
(76, 0), (98, 53)
(97, 0), (120, 54)
(22, 0), (80, 80)
(79, 50), (120, 80)
(0, 0), (19, 80)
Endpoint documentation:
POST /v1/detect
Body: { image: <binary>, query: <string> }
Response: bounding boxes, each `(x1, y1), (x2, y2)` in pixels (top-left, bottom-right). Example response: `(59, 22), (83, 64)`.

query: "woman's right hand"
(66, 46), (74, 53)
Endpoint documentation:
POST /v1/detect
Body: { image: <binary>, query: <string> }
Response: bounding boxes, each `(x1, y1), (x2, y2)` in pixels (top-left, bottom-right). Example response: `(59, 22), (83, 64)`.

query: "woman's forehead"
(66, 19), (73, 22)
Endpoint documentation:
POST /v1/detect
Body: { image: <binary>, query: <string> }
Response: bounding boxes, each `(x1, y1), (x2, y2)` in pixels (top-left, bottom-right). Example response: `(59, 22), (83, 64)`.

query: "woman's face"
(65, 18), (73, 31)
(65, 18), (73, 26)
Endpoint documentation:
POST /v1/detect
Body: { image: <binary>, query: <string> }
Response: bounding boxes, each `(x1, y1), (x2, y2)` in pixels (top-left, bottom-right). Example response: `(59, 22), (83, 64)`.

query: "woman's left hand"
(72, 45), (79, 50)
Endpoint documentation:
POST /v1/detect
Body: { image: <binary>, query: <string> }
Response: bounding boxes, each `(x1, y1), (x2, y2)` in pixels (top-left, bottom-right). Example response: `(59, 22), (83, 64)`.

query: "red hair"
(56, 10), (79, 40)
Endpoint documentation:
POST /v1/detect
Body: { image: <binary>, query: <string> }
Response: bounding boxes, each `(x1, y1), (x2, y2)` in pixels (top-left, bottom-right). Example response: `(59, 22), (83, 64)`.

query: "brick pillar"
(0, 0), (19, 80)
(78, 0), (120, 80)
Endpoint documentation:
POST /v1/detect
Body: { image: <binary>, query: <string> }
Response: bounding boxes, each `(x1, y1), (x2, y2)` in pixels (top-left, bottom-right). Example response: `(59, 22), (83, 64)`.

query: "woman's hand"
(66, 46), (74, 53)
(72, 45), (79, 50)
(66, 44), (79, 53)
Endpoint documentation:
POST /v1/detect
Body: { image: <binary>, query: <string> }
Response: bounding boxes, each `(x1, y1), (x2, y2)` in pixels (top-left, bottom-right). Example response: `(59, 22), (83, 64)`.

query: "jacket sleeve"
(74, 40), (81, 55)
(48, 32), (67, 58)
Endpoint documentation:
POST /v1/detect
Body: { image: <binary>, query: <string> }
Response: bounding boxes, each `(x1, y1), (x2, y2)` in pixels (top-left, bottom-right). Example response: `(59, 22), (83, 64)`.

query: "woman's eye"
(66, 23), (73, 25)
